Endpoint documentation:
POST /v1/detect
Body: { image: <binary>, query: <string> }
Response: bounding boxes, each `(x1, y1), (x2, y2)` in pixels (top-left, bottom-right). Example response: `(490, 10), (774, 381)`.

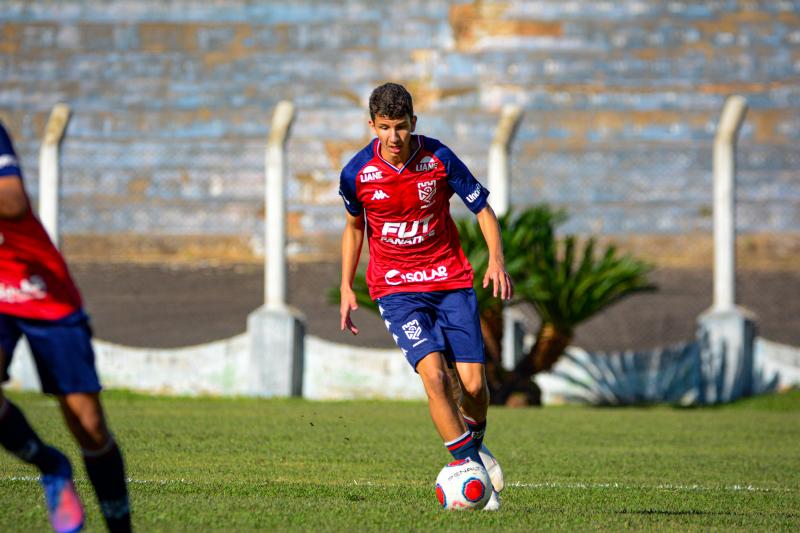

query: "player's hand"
(483, 260), (513, 301)
(340, 287), (360, 335)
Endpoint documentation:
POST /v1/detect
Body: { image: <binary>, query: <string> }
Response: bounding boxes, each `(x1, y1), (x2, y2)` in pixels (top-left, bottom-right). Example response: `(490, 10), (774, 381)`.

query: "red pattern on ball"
(462, 478), (486, 502)
(435, 484), (446, 507)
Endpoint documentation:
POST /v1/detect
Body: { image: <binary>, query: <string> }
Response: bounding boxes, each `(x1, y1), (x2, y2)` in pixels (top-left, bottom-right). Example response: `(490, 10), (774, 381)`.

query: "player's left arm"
(476, 205), (513, 300)
(0, 175), (29, 219)
(0, 124), (29, 219)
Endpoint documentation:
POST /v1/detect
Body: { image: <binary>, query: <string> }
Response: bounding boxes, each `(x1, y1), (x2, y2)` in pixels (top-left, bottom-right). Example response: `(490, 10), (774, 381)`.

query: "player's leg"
(21, 310), (130, 532)
(416, 351), (485, 465)
(57, 393), (131, 533)
(454, 361), (489, 441)
(440, 289), (504, 508)
(377, 293), (484, 466)
(454, 361), (504, 498)
(0, 319), (85, 533)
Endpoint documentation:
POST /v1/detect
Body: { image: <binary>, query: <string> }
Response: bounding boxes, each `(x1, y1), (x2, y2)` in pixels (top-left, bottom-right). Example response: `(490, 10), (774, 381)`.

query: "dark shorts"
(376, 288), (485, 371)
(0, 309), (101, 395)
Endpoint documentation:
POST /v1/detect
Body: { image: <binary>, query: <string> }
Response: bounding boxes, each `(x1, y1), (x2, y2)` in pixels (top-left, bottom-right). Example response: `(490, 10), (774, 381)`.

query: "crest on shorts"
(417, 180), (437, 208)
(402, 319), (422, 340)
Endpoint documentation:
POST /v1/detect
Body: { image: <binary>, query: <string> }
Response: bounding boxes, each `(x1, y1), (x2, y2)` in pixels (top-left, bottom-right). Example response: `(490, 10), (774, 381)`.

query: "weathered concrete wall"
(1, 1), (798, 257)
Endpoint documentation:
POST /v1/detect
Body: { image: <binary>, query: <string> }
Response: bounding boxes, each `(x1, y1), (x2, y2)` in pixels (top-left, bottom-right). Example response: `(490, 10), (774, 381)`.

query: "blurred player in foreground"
(338, 83), (512, 510)
(0, 122), (131, 532)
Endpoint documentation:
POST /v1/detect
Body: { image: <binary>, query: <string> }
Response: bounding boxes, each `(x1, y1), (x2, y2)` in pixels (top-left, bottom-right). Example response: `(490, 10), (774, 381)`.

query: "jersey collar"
(374, 135), (423, 174)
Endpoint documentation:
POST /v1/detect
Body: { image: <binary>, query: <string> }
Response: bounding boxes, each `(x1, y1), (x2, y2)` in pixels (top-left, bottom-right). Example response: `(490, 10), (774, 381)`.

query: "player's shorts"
(0, 309), (102, 395)
(376, 288), (485, 371)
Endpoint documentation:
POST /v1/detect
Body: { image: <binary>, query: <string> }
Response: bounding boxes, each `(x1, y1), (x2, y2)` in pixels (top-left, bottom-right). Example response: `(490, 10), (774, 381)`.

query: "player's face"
(370, 114), (417, 165)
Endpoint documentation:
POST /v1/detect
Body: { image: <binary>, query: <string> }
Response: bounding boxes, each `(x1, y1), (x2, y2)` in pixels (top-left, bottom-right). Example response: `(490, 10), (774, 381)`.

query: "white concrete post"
(697, 95), (754, 404)
(487, 104), (523, 217)
(247, 100), (304, 397)
(486, 105), (525, 370)
(712, 95), (747, 312)
(38, 103), (71, 247)
(265, 100), (295, 309)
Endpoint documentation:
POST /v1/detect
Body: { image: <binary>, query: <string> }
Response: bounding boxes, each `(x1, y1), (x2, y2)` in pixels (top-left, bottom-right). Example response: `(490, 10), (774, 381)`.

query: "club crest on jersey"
(359, 165), (384, 183)
(402, 319), (422, 340)
(417, 180), (437, 208)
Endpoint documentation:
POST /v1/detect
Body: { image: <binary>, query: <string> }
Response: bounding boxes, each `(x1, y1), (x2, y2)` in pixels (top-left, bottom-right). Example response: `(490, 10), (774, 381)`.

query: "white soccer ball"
(435, 458), (491, 510)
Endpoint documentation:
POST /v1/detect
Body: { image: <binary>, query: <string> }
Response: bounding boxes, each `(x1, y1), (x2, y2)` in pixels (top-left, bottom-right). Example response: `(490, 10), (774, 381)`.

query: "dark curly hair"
(369, 83), (414, 120)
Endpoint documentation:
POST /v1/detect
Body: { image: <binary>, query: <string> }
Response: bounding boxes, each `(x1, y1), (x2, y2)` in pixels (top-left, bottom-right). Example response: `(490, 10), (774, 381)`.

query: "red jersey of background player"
(339, 135), (490, 300)
(0, 123), (83, 320)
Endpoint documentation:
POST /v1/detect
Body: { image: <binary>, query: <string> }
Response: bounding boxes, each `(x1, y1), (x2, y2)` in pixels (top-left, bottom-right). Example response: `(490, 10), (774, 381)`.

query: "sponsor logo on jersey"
(415, 155), (438, 172)
(381, 214), (435, 245)
(466, 183), (482, 203)
(359, 165), (384, 183)
(0, 154), (18, 170)
(0, 276), (47, 304)
(402, 319), (422, 340)
(371, 189), (390, 200)
(384, 265), (448, 286)
(417, 180), (437, 208)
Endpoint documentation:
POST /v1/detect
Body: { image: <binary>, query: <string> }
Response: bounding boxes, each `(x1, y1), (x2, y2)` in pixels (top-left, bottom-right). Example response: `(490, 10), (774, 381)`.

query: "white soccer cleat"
(479, 444), (504, 492)
(483, 489), (501, 511)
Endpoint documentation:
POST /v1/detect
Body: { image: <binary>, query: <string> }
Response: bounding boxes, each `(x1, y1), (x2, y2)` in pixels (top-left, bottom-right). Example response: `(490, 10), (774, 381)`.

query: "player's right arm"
(340, 210), (365, 335)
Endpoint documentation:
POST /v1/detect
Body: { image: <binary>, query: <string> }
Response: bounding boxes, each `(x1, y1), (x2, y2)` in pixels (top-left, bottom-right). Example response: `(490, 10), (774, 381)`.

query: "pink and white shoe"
(40, 454), (85, 533)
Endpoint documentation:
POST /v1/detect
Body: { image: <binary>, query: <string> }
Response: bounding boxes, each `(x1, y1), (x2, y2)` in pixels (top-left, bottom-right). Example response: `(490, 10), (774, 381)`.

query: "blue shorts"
(0, 309), (102, 395)
(376, 288), (485, 371)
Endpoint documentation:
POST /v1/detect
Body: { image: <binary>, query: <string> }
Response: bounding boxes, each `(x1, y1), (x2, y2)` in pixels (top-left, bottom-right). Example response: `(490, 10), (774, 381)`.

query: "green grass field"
(1, 390), (798, 532)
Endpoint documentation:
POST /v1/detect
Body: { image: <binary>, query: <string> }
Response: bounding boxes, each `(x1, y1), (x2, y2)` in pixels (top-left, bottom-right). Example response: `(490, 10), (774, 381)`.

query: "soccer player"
(339, 83), (512, 510)
(0, 122), (131, 532)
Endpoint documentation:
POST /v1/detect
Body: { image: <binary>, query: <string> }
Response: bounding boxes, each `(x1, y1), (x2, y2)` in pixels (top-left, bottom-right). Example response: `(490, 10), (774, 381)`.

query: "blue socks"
(444, 430), (484, 466)
(0, 400), (66, 474)
(82, 439), (131, 533)
(463, 414), (487, 449)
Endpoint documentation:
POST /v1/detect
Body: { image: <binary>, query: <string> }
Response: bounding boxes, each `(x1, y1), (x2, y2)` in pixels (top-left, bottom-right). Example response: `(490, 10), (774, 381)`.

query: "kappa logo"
(402, 319), (422, 340)
(415, 155), (438, 172)
(359, 165), (384, 183)
(371, 189), (390, 201)
(417, 179), (437, 208)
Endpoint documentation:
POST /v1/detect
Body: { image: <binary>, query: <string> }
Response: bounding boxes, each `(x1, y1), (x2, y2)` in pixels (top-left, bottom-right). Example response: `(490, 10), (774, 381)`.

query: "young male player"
(339, 83), (512, 510)
(0, 121), (131, 532)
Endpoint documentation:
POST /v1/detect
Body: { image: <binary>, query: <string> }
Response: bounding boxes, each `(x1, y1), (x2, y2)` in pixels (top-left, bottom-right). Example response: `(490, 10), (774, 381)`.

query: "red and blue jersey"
(339, 135), (489, 300)
(0, 123), (83, 320)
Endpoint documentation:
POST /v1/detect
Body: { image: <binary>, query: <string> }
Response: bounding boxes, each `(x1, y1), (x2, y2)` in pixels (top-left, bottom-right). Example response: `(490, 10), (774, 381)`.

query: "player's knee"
(461, 379), (488, 403)
(420, 368), (453, 399)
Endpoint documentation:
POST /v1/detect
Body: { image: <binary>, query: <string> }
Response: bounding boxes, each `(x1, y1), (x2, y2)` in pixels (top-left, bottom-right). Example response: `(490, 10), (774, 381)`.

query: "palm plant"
(457, 205), (655, 405)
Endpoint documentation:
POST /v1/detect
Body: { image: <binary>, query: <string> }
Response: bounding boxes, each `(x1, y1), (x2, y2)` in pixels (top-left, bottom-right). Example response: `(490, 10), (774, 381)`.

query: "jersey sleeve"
(338, 166), (363, 216)
(437, 144), (489, 214)
(0, 124), (22, 179)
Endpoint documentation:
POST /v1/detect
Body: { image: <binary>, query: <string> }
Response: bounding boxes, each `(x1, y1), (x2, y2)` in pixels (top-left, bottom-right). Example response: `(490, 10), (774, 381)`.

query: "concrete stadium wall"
(6, 332), (426, 400)
(8, 332), (798, 402)
(1, 0), (799, 258)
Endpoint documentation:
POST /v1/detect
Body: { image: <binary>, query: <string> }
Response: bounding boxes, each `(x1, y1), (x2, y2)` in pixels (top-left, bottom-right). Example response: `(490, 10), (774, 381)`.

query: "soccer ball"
(435, 458), (491, 510)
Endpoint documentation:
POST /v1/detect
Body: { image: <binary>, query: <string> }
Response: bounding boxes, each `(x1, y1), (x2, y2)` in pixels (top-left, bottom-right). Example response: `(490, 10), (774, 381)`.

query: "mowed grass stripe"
(2, 476), (796, 493)
(0, 390), (797, 531)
